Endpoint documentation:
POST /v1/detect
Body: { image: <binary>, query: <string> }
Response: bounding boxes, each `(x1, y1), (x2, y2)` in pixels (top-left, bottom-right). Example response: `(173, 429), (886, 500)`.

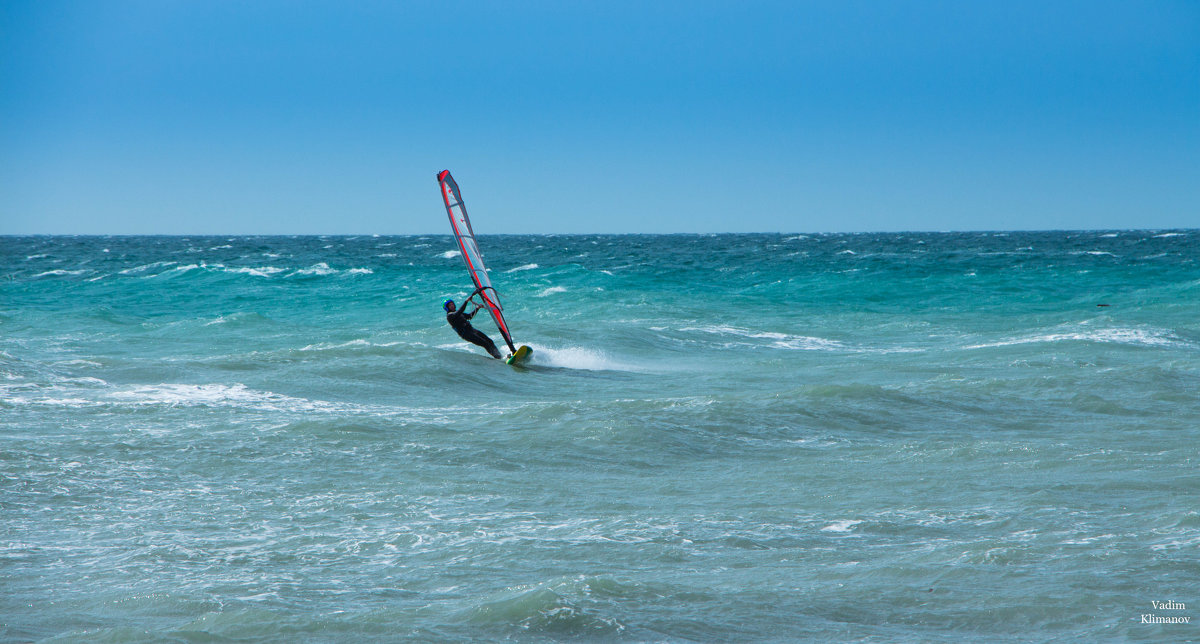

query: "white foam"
(506, 263), (539, 273)
(530, 345), (637, 372)
(8, 395), (94, 407)
(965, 327), (1183, 350)
(436, 342), (474, 352)
(536, 286), (567, 297)
(227, 266), (287, 277)
(1150, 534), (1200, 551)
(292, 262), (337, 276)
(1154, 232), (1186, 238)
(171, 261), (230, 274)
(821, 520), (863, 533)
(119, 261), (178, 275)
(56, 359), (103, 368)
(440, 250), (461, 259)
(1060, 533), (1116, 545)
(299, 339), (399, 352)
(33, 269), (88, 278)
(14, 380), (475, 423)
(105, 383), (338, 412)
(681, 325), (846, 351)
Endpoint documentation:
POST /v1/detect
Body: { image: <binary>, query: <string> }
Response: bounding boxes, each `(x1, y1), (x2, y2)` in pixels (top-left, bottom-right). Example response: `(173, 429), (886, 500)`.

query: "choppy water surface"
(3, 232), (1199, 641)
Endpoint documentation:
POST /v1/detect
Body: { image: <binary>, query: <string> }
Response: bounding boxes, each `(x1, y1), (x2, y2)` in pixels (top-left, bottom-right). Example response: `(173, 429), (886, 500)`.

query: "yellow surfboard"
(505, 345), (532, 366)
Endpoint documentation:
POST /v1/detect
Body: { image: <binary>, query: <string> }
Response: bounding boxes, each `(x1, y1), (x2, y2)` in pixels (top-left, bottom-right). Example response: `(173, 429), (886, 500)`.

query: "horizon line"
(2, 228), (1197, 238)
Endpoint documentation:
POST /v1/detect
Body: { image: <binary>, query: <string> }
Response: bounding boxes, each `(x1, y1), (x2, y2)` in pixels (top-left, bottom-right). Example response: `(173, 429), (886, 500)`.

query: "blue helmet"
(443, 299), (455, 312)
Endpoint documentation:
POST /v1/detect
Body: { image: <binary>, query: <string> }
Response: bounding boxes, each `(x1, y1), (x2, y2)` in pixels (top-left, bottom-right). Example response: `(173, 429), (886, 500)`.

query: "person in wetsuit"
(444, 289), (503, 359)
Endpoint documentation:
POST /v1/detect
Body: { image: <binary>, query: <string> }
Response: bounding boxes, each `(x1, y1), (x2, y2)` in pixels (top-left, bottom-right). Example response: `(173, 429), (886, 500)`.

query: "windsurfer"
(443, 289), (503, 359)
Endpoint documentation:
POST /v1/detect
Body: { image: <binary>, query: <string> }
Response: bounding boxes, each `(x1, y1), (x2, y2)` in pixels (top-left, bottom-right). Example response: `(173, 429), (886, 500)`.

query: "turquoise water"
(3, 232), (1199, 642)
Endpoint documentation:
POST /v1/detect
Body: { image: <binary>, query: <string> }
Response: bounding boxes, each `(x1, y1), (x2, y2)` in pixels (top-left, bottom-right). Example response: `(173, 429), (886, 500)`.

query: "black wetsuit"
(447, 305), (503, 359)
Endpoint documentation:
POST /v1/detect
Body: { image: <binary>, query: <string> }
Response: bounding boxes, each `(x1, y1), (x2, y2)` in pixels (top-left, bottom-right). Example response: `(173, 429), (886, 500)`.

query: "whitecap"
(291, 262), (337, 276)
(7, 395), (94, 407)
(171, 262), (224, 274)
(105, 383), (338, 412)
(1150, 534), (1200, 551)
(965, 327), (1184, 350)
(56, 359), (103, 368)
(119, 261), (178, 275)
(821, 520), (863, 533)
(33, 269), (88, 278)
(1060, 533), (1116, 545)
(299, 339), (373, 351)
(537, 286), (567, 297)
(202, 313), (269, 326)
(439, 250), (461, 259)
(506, 263), (539, 273)
(1153, 232), (1186, 238)
(680, 325), (846, 351)
(226, 266), (286, 277)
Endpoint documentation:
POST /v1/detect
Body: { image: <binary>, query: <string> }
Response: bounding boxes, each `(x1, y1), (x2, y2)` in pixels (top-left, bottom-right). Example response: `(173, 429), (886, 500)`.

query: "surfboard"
(505, 344), (532, 366)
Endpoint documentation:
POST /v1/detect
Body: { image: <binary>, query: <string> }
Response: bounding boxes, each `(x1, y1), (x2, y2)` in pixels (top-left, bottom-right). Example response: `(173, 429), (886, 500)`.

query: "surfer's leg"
(466, 328), (503, 359)
(479, 334), (503, 359)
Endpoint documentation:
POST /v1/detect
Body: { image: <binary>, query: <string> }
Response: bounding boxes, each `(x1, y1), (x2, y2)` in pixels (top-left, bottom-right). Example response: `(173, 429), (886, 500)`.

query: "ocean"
(3, 231), (1198, 642)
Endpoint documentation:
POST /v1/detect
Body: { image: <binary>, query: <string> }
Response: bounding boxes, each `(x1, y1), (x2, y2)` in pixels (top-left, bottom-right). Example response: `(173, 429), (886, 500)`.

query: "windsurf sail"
(437, 169), (517, 353)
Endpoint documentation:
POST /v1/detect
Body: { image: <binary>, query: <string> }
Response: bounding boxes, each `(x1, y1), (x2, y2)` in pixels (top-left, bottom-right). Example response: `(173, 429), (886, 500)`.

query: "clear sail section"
(437, 170), (516, 352)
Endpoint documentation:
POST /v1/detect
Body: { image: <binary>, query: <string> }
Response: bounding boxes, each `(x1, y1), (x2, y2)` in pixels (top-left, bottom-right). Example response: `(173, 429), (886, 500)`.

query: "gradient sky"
(2, 1), (1197, 234)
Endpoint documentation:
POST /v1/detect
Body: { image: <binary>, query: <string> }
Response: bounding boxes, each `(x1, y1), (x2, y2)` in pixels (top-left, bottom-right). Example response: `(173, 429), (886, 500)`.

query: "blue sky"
(2, 1), (1197, 234)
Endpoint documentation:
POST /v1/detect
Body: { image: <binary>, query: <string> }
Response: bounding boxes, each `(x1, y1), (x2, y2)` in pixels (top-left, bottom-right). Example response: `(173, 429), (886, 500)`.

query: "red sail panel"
(437, 170), (516, 352)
